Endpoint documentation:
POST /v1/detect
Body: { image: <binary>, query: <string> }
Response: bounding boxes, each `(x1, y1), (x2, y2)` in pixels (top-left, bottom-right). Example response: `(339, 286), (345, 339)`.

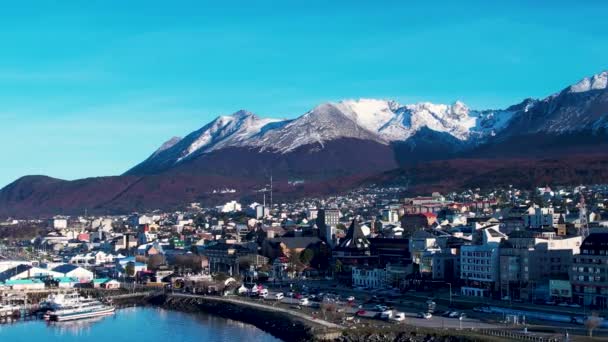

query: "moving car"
(390, 312), (406, 322)
(417, 312), (432, 319)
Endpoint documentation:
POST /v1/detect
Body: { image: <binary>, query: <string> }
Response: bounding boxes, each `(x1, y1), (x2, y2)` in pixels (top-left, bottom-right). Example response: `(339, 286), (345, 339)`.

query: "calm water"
(0, 307), (281, 342)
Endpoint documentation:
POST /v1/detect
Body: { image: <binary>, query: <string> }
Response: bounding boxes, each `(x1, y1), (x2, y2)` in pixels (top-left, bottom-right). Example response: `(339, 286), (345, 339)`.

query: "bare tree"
(585, 311), (602, 338)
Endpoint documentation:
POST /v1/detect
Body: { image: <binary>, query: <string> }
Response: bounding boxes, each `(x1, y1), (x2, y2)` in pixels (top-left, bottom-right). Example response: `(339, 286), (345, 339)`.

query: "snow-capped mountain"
(130, 98), (517, 174)
(568, 71), (608, 93)
(5, 70), (608, 217)
(126, 69), (608, 177)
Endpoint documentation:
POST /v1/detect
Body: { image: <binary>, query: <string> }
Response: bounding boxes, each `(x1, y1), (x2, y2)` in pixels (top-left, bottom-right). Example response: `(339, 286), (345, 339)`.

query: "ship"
(41, 292), (115, 322)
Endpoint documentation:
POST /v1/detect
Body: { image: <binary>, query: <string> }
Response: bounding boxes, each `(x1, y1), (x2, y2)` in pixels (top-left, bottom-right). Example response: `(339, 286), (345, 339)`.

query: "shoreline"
(111, 292), (341, 342)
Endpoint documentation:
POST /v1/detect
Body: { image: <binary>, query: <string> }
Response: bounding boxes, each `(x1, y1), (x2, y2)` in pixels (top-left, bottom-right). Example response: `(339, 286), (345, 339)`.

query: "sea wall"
(112, 293), (334, 342)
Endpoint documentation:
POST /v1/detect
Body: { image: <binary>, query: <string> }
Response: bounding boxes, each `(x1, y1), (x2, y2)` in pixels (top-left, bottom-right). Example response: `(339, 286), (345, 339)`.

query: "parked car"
(274, 292), (284, 300)
(448, 311), (460, 318)
(347, 296), (355, 302)
(569, 303), (581, 308)
(299, 298), (309, 306)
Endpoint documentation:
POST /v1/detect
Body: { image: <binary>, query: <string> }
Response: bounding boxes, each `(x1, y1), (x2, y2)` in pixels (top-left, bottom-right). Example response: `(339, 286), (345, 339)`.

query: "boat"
(41, 292), (115, 322)
(48, 302), (115, 322)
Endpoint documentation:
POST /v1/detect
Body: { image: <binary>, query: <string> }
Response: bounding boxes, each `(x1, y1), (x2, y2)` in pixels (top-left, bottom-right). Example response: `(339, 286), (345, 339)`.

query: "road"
(169, 292), (342, 329)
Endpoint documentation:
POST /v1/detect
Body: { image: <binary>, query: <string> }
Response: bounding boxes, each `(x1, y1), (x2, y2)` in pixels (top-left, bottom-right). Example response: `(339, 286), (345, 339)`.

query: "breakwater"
(111, 292), (341, 342)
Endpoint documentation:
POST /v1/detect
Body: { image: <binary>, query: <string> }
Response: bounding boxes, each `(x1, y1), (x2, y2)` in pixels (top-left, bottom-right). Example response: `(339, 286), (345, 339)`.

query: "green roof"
(92, 278), (111, 284)
(55, 277), (79, 283)
(4, 279), (43, 285)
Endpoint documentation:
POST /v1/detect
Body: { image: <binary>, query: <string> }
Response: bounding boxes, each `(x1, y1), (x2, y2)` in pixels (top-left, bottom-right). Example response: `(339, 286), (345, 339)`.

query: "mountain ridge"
(3, 70), (608, 217)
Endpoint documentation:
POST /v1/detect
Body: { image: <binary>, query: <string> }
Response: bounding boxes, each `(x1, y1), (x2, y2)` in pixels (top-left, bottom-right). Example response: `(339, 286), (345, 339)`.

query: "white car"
(274, 293), (284, 300)
(299, 298), (309, 306)
(417, 312), (432, 319)
(347, 296), (355, 302)
(390, 312), (406, 322)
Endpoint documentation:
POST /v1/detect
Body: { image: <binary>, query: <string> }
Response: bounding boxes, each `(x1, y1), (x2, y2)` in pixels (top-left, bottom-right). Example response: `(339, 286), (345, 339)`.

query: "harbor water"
(0, 306), (281, 342)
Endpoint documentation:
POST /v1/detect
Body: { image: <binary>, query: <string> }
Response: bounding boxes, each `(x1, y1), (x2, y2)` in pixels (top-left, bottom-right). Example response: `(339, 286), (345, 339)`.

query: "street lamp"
(447, 282), (453, 307)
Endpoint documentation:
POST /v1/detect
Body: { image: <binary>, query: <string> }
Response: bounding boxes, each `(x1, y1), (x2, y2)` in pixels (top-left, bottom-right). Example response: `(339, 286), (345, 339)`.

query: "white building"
(52, 264), (94, 281)
(220, 201), (242, 213)
(352, 267), (387, 289)
(524, 206), (561, 228)
(460, 228), (506, 297)
(52, 218), (68, 229)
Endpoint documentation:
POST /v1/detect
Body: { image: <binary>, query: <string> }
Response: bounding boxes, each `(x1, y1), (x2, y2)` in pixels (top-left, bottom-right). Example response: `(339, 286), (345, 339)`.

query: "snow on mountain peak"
(177, 110), (284, 161)
(569, 71), (608, 93)
(151, 136), (182, 157)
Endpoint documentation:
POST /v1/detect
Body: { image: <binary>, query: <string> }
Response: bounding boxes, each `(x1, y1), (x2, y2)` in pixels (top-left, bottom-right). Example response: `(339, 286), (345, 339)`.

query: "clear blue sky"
(1, 0), (607, 188)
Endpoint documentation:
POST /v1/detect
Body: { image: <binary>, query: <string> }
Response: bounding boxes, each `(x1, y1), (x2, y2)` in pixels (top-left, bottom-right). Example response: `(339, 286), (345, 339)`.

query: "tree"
(300, 248), (314, 266)
(125, 261), (136, 277)
(585, 312), (602, 338)
(332, 259), (343, 274)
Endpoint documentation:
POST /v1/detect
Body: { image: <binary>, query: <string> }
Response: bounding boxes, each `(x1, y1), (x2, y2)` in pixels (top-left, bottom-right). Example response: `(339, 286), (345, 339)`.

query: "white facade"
(460, 243), (500, 283)
(352, 267), (387, 289)
(220, 201), (242, 213)
(524, 206), (560, 228)
(52, 218), (68, 229)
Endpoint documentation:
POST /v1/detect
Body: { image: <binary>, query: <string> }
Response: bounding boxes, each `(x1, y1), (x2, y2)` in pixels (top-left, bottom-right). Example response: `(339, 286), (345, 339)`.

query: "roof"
(268, 237), (322, 249)
(0, 264), (32, 283)
(92, 278), (111, 283)
(52, 264), (82, 274)
(581, 233), (608, 251)
(337, 220), (370, 251)
(4, 279), (43, 285)
(55, 277), (79, 283)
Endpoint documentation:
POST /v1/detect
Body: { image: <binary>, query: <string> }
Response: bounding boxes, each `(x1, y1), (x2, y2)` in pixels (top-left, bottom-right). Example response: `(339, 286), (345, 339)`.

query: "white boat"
(41, 292), (115, 322)
(49, 303), (115, 322)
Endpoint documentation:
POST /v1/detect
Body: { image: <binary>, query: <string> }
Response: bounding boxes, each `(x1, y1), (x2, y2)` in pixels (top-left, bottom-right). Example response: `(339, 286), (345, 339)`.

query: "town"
(1, 183), (608, 339)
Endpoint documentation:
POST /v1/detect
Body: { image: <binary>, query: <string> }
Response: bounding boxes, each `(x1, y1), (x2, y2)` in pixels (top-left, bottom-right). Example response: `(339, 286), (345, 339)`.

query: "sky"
(1, 0), (608, 188)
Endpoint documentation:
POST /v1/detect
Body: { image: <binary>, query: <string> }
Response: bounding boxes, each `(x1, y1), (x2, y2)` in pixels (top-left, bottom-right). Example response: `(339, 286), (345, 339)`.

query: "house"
(52, 264), (94, 281)
(92, 278), (121, 289)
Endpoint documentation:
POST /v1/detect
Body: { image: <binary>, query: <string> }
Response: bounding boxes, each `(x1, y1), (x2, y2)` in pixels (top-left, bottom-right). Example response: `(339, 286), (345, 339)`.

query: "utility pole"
(579, 194), (589, 238)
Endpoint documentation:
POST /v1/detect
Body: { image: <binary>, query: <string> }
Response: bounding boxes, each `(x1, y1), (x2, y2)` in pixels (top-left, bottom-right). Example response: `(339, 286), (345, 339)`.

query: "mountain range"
(2, 71), (608, 217)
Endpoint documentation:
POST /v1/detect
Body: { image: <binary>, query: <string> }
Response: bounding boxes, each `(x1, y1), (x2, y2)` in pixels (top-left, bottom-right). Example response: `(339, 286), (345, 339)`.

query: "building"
(460, 228), (506, 297)
(571, 232), (608, 309)
(352, 267), (387, 289)
(524, 206), (560, 229)
(333, 220), (375, 283)
(317, 209), (339, 246)
(401, 214), (435, 236)
(499, 231), (581, 301)
(52, 264), (94, 281)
